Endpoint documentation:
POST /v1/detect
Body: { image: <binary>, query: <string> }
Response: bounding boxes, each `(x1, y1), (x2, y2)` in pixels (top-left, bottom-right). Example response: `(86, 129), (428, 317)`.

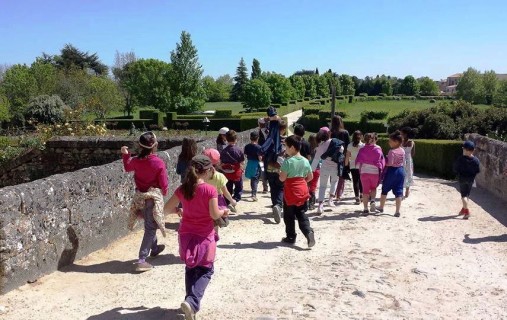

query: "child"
(216, 127), (229, 153)
(453, 141), (480, 220)
(377, 131), (406, 217)
(400, 127), (416, 198)
(257, 117), (269, 194)
(310, 127), (343, 214)
(331, 115), (351, 201)
(163, 155), (229, 320)
(307, 134), (320, 210)
(346, 131), (365, 204)
(279, 135), (315, 247)
(355, 133), (385, 216)
(203, 148), (237, 227)
(220, 130), (245, 202)
(121, 131), (168, 272)
(260, 108), (288, 223)
(176, 138), (197, 183)
(244, 131), (262, 201)
(293, 124), (311, 160)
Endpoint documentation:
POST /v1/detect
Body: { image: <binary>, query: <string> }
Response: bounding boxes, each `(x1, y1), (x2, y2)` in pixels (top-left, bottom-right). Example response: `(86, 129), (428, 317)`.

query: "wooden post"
(331, 85), (336, 117)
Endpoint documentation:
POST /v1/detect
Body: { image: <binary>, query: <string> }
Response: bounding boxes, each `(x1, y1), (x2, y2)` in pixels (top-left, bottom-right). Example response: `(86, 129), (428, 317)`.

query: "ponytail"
(181, 166), (199, 200)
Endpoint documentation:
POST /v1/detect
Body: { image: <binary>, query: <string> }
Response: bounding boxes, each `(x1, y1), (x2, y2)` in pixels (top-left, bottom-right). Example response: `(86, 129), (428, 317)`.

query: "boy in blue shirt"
(244, 131), (262, 201)
(453, 140), (480, 220)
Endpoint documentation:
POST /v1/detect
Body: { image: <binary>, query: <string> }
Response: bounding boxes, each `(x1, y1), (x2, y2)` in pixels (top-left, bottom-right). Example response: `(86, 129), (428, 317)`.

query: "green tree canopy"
(232, 57), (249, 101)
(482, 70), (498, 105)
(289, 75), (306, 100)
(0, 93), (10, 123)
(86, 76), (124, 119)
(494, 80), (507, 107)
(400, 75), (420, 95)
(262, 73), (294, 104)
(169, 31), (205, 113)
(243, 79), (271, 110)
(43, 44), (108, 75)
(203, 75), (233, 102)
(112, 50), (137, 115)
(315, 75), (329, 97)
(25, 94), (67, 124)
(456, 67), (484, 104)
(418, 76), (439, 96)
(31, 59), (58, 96)
(251, 58), (261, 79)
(2, 64), (38, 123)
(339, 74), (355, 95)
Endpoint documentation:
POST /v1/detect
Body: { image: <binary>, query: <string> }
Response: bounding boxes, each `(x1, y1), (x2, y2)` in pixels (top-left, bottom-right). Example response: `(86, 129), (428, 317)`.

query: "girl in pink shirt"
(164, 155), (229, 320)
(122, 132), (169, 272)
(377, 131), (406, 217)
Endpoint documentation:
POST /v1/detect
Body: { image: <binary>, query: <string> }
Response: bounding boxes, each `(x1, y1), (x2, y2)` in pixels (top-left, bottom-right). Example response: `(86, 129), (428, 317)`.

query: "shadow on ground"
(418, 215), (462, 222)
(229, 211), (277, 224)
(87, 306), (183, 320)
(218, 241), (308, 251)
(463, 233), (507, 244)
(61, 254), (182, 274)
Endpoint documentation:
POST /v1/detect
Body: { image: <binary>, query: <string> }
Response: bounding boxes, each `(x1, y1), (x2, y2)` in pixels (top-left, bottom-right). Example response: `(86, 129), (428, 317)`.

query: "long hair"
(400, 126), (415, 140)
(308, 134), (318, 153)
(316, 130), (330, 143)
(216, 133), (226, 145)
(138, 132), (157, 159)
(352, 130), (363, 147)
(331, 115), (345, 134)
(178, 138), (197, 162)
(181, 164), (209, 200)
(363, 132), (377, 145)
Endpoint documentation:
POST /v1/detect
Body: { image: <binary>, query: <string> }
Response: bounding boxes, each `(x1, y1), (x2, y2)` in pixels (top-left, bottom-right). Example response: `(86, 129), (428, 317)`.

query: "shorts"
(360, 173), (379, 194)
(381, 167), (405, 198)
(459, 178), (474, 198)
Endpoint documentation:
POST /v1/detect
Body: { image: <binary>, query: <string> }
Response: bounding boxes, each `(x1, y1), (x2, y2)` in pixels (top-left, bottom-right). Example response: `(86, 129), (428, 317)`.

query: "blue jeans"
(226, 178), (243, 201)
(266, 171), (284, 207)
(138, 199), (158, 260)
(185, 265), (214, 312)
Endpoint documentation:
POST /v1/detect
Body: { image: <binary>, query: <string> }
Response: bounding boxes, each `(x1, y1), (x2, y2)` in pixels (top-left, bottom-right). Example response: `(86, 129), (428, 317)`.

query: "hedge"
(108, 115), (134, 120)
(377, 138), (462, 179)
(215, 109), (233, 117)
(95, 119), (154, 130)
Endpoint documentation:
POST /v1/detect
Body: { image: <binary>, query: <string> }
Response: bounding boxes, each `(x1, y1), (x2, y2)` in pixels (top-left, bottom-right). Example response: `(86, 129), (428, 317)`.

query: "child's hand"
(121, 146), (129, 155)
(177, 207), (183, 217)
(222, 209), (230, 217)
(230, 199), (237, 207)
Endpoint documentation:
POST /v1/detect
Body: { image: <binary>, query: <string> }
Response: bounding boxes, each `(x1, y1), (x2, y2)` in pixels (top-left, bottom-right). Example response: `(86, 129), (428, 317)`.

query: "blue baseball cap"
(267, 106), (277, 117)
(463, 140), (475, 150)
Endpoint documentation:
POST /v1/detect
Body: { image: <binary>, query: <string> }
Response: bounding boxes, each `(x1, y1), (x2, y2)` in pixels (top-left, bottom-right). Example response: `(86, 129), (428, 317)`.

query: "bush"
(94, 119), (153, 130)
(429, 99), (436, 103)
(304, 97), (311, 101)
(296, 115), (321, 132)
(25, 95), (66, 124)
(281, 102), (288, 106)
(108, 115), (134, 120)
(359, 93), (368, 97)
(344, 120), (386, 134)
(271, 103), (282, 108)
(289, 100), (297, 104)
(297, 99), (303, 102)
(139, 109), (155, 120)
(214, 109), (233, 117)
(303, 107), (321, 116)
(360, 110), (389, 121)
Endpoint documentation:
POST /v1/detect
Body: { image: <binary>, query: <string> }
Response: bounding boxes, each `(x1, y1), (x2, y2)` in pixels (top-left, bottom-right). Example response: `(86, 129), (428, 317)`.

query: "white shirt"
(347, 142), (365, 169)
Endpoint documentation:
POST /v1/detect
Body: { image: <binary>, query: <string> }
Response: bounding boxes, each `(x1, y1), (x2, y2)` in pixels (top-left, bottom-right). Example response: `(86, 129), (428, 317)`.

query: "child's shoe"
(272, 205), (282, 224)
(149, 244), (165, 257)
(316, 203), (324, 215)
(181, 301), (196, 320)
(327, 198), (336, 207)
(252, 196), (258, 202)
(281, 237), (296, 244)
(354, 197), (361, 205)
(463, 209), (470, 220)
(362, 209), (369, 216)
(394, 212), (400, 217)
(369, 201), (376, 213)
(227, 204), (237, 213)
(458, 208), (466, 216)
(306, 231), (316, 248)
(376, 207), (384, 213)
(135, 260), (153, 272)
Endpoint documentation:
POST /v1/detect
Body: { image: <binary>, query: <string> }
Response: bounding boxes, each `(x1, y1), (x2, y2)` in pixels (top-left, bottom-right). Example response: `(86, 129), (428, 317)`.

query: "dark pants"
(185, 265), (214, 312)
(226, 178), (243, 201)
(266, 171), (284, 207)
(459, 178), (474, 197)
(283, 201), (312, 240)
(139, 199), (158, 260)
(250, 175), (260, 197)
(260, 170), (269, 191)
(351, 169), (362, 198)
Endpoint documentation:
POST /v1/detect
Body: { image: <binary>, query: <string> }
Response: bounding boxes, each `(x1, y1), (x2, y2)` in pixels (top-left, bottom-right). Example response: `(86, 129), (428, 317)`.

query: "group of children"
(120, 110), (482, 319)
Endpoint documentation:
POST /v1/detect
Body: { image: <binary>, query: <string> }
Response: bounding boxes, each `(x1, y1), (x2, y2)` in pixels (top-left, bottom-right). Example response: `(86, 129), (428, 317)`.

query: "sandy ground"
(1, 173), (506, 320)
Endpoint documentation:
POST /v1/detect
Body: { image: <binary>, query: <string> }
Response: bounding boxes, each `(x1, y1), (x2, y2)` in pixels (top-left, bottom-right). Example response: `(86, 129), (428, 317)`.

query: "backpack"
(325, 138), (345, 176)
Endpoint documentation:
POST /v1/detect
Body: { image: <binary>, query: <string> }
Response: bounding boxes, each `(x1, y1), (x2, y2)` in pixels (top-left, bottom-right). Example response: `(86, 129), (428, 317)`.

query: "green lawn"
(203, 101), (244, 114)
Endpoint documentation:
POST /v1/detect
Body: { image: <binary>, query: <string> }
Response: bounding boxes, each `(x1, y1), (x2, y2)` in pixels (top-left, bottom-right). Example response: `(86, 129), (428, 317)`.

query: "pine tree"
(232, 57), (248, 101)
(169, 31), (205, 113)
(251, 58), (261, 79)
(315, 67), (320, 75)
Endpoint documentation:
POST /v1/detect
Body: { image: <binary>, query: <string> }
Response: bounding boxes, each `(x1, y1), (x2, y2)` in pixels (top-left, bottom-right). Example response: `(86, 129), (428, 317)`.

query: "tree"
(322, 71), (341, 96)
(30, 58), (58, 96)
(0, 64), (11, 82)
(315, 74), (329, 97)
(289, 75), (306, 100)
(1, 64), (38, 123)
(123, 59), (172, 110)
(169, 31), (205, 113)
(315, 68), (320, 75)
(232, 57), (249, 101)
(483, 70), (498, 105)
(418, 76), (439, 96)
(456, 67), (484, 104)
(25, 94), (66, 124)
(112, 50), (137, 115)
(339, 74), (355, 95)
(302, 75), (317, 98)
(86, 76), (124, 119)
(0, 93), (10, 123)
(494, 80), (507, 107)
(243, 79), (271, 110)
(54, 68), (91, 108)
(46, 44), (108, 75)
(400, 75), (420, 96)
(204, 74), (233, 102)
(251, 58), (261, 79)
(262, 73), (294, 104)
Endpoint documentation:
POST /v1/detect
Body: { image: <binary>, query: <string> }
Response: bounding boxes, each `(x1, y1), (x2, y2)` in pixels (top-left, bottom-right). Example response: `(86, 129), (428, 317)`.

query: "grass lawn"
(203, 101), (244, 114)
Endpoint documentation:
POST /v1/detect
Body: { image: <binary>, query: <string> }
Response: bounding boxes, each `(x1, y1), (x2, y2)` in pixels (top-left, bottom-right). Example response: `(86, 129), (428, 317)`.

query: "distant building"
(439, 73), (507, 95)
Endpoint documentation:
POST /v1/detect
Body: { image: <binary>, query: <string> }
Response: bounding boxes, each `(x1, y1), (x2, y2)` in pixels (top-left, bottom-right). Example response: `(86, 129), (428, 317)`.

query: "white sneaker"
(181, 301), (196, 320)
(316, 203), (324, 215)
(327, 198), (336, 207)
(369, 201), (376, 213)
(272, 205), (282, 224)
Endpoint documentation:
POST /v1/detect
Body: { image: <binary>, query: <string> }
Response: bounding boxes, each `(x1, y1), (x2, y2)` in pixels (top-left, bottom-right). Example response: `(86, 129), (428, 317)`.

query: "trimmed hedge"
(95, 119), (154, 130)
(215, 109), (233, 117)
(377, 138), (462, 179)
(360, 110), (389, 121)
(108, 115), (134, 120)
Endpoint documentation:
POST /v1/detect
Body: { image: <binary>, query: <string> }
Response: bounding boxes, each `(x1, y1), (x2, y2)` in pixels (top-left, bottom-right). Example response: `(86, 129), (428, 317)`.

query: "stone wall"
(0, 131), (252, 294)
(466, 134), (507, 201)
(0, 136), (189, 188)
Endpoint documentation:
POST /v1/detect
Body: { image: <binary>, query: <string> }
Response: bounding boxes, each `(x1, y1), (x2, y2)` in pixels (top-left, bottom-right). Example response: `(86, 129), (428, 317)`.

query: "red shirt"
(284, 177), (310, 206)
(122, 153), (169, 196)
(176, 183), (217, 238)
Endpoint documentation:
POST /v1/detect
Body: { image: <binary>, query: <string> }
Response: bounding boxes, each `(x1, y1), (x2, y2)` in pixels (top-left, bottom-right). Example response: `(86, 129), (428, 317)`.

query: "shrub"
(289, 100), (297, 104)
(360, 110), (389, 121)
(215, 109), (233, 117)
(271, 103), (282, 108)
(139, 109), (155, 120)
(25, 95), (66, 124)
(359, 93), (368, 97)
(304, 97), (311, 101)
(303, 107), (321, 116)
(296, 114), (321, 132)
(379, 93), (387, 97)
(297, 99), (303, 102)
(429, 99), (436, 103)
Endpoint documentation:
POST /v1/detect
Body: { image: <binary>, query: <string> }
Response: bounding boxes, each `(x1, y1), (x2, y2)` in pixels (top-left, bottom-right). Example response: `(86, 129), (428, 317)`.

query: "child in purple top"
(220, 130), (245, 201)
(121, 132), (168, 272)
(377, 130), (406, 217)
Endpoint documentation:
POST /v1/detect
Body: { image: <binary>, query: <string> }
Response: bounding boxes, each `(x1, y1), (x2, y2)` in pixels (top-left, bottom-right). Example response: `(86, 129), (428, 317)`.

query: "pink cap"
(203, 148), (220, 165)
(319, 127), (330, 133)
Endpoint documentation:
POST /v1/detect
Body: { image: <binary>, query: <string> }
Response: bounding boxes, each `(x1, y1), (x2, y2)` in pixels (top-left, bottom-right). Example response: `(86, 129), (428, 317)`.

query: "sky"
(1, 0), (506, 80)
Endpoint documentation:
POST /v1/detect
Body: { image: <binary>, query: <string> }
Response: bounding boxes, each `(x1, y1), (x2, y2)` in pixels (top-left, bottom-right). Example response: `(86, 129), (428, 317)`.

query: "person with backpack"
(219, 130), (244, 202)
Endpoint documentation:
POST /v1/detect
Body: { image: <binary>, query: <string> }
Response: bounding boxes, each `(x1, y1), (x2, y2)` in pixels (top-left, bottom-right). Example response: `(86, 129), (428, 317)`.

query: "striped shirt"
(387, 147), (405, 167)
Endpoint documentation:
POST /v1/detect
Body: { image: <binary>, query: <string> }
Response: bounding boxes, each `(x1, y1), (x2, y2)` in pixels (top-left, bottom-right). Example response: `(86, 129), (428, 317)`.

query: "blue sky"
(1, 0), (506, 80)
